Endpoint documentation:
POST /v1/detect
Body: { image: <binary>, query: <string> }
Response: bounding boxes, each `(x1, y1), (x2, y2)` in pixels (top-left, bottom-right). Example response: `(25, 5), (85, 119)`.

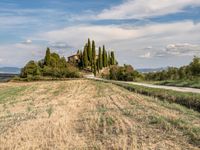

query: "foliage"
(108, 65), (142, 81)
(21, 48), (80, 79)
(87, 38), (92, 63)
(145, 57), (200, 81)
(20, 61), (41, 78)
(98, 47), (103, 70)
(44, 47), (51, 66)
(102, 45), (107, 67)
(92, 40), (96, 76)
(77, 39), (117, 76)
(157, 79), (200, 89)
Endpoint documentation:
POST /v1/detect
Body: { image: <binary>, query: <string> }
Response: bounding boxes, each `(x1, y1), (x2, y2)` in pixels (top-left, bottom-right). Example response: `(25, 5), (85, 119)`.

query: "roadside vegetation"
(99, 80), (200, 112)
(104, 64), (143, 81)
(144, 56), (200, 88)
(101, 56), (200, 90)
(157, 79), (200, 89)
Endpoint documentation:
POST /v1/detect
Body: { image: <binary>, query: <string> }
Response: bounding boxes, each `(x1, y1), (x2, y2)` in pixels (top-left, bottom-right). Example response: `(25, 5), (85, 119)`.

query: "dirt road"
(86, 76), (200, 94)
(0, 80), (199, 149)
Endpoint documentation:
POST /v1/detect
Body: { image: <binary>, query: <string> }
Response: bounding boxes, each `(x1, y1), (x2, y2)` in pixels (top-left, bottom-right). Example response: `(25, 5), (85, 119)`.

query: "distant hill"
(0, 67), (20, 74)
(136, 67), (166, 73)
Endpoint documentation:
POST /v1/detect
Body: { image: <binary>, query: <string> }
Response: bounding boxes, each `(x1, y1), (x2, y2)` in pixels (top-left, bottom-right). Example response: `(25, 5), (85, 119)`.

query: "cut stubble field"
(0, 80), (199, 149)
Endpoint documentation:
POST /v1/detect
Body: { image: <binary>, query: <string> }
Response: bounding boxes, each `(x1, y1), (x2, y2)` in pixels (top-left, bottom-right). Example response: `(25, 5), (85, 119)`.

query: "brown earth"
(0, 80), (199, 149)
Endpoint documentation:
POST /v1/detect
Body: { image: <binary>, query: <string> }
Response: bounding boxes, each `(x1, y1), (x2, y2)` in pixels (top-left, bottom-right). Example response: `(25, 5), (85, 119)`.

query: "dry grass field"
(0, 80), (199, 149)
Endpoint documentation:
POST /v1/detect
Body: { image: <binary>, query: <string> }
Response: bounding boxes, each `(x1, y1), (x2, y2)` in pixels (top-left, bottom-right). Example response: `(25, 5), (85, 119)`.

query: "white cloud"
(0, 43), (45, 67)
(38, 21), (200, 48)
(139, 52), (151, 58)
(97, 0), (200, 19)
(165, 43), (200, 56)
(22, 39), (32, 44)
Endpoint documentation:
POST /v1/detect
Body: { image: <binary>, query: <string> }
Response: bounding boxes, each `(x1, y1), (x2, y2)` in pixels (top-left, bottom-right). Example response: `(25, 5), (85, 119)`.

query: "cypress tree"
(103, 45), (107, 67)
(98, 47), (103, 70)
(87, 38), (92, 64)
(44, 47), (51, 66)
(107, 51), (111, 67)
(78, 50), (83, 68)
(83, 44), (88, 68)
(92, 40), (96, 76)
(96, 58), (100, 73)
(111, 51), (115, 65)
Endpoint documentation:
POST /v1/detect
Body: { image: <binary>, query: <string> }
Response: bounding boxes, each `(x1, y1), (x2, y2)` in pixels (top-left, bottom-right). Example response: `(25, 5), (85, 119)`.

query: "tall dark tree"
(92, 40), (97, 76)
(87, 38), (92, 63)
(44, 47), (51, 66)
(110, 51), (115, 65)
(98, 47), (103, 70)
(103, 45), (107, 67)
(96, 58), (100, 73)
(107, 51), (111, 67)
(83, 44), (88, 68)
(78, 50), (83, 68)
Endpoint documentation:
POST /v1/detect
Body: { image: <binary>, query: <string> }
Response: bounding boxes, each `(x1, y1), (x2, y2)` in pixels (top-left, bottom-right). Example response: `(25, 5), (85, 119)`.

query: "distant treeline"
(145, 56), (200, 81)
(0, 73), (18, 82)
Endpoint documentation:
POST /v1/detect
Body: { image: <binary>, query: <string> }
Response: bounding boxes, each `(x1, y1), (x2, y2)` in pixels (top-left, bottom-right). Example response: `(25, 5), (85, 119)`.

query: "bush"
(20, 61), (41, 78)
(20, 48), (81, 80)
(108, 65), (142, 81)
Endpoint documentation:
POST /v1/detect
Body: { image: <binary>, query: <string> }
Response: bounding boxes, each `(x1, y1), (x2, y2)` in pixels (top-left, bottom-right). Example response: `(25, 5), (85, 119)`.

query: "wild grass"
(46, 105), (53, 118)
(97, 105), (108, 114)
(111, 82), (200, 112)
(157, 79), (200, 89)
(122, 108), (133, 117)
(0, 86), (27, 104)
(148, 115), (200, 146)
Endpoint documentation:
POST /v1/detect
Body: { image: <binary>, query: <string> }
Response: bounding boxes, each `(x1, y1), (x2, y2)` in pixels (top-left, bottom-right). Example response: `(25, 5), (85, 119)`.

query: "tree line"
(20, 48), (80, 79)
(76, 38), (117, 76)
(145, 56), (200, 81)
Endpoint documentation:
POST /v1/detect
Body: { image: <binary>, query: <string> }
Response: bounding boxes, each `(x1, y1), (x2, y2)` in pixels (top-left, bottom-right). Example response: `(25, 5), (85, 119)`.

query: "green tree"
(87, 38), (92, 63)
(20, 60), (40, 78)
(103, 45), (107, 67)
(44, 47), (51, 66)
(110, 51), (115, 65)
(78, 50), (83, 68)
(92, 40), (96, 76)
(189, 56), (200, 76)
(83, 44), (88, 68)
(107, 51), (110, 67)
(98, 47), (103, 70)
(96, 58), (100, 73)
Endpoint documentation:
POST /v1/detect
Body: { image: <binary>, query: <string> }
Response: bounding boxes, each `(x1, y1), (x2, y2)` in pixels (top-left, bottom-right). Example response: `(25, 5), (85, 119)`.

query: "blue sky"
(0, 0), (200, 68)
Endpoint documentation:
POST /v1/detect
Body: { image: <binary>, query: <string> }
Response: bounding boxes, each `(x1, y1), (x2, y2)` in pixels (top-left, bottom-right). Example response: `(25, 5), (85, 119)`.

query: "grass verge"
(156, 79), (200, 89)
(95, 80), (200, 112)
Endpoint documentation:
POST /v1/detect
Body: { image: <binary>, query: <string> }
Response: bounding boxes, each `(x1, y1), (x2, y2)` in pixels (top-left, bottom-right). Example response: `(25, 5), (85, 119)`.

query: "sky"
(0, 0), (200, 68)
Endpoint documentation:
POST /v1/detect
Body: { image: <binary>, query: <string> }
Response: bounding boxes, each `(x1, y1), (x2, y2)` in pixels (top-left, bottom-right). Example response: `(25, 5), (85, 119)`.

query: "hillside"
(0, 67), (20, 74)
(0, 80), (199, 149)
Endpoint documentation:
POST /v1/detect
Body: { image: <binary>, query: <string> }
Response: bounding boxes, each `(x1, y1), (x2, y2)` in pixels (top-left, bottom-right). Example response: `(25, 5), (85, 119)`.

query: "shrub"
(108, 65), (142, 81)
